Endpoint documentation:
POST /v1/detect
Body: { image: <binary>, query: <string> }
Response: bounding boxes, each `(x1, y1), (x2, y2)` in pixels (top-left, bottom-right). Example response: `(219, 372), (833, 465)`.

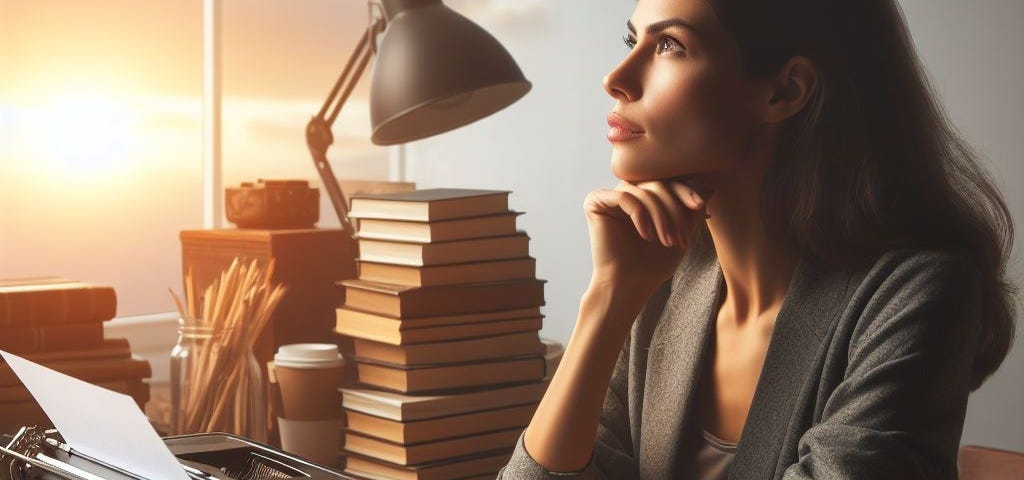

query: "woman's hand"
(584, 179), (711, 295)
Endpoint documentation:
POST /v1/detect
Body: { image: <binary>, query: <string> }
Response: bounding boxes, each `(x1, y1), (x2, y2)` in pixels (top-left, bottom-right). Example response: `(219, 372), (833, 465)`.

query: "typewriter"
(0, 426), (356, 480)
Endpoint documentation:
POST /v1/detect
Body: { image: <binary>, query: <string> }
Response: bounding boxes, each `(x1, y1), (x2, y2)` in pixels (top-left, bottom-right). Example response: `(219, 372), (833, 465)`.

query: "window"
(1, 0), (389, 317)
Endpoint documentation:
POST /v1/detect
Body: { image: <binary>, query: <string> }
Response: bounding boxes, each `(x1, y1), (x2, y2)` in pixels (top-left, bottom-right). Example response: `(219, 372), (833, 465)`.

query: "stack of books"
(0, 277), (152, 433)
(336, 189), (561, 480)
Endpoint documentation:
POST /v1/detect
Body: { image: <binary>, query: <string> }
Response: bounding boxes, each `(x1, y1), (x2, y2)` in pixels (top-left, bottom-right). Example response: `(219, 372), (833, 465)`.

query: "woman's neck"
(697, 137), (798, 328)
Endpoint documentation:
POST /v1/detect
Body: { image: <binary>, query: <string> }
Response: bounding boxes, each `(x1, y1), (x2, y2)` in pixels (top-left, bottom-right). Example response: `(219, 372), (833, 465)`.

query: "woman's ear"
(761, 56), (818, 124)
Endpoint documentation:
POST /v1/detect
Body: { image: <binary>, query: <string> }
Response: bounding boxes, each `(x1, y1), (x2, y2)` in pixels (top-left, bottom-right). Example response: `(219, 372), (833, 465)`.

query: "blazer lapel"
(639, 248), (724, 479)
(728, 257), (854, 479)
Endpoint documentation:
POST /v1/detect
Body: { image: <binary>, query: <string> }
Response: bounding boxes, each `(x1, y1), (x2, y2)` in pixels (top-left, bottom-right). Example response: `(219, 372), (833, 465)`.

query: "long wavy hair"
(702, 0), (1017, 390)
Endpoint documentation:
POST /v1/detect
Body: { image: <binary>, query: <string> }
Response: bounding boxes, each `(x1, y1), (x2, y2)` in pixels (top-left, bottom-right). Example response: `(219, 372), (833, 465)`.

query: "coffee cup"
(271, 343), (344, 465)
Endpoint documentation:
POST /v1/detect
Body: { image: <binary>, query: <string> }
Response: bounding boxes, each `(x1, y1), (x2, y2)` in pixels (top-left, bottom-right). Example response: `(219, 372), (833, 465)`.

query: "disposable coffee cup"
(272, 343), (344, 465)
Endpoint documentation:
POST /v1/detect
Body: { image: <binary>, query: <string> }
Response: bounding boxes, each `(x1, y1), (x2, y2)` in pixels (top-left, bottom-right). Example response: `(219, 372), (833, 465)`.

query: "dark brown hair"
(707, 0), (1016, 389)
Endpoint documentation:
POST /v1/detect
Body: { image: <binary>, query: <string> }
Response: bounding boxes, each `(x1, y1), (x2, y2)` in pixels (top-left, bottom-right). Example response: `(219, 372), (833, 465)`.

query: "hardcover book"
(0, 280), (117, 327)
(345, 402), (536, 444)
(340, 278), (545, 318)
(350, 331), (544, 365)
(356, 257), (536, 287)
(354, 212), (521, 243)
(0, 322), (105, 355)
(353, 354), (546, 394)
(344, 450), (513, 480)
(348, 189), (511, 222)
(342, 427), (522, 466)
(357, 233), (529, 267)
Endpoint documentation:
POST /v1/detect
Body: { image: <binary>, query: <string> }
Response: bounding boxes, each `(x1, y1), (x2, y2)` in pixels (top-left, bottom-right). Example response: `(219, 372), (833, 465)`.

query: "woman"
(497, 0), (1016, 478)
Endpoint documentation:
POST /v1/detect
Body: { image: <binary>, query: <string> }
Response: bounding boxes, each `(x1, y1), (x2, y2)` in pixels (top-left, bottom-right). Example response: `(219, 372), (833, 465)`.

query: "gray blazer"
(497, 246), (982, 479)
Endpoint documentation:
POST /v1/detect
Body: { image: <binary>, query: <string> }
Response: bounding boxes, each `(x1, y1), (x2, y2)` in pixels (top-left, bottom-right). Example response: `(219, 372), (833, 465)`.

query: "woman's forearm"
(522, 285), (649, 472)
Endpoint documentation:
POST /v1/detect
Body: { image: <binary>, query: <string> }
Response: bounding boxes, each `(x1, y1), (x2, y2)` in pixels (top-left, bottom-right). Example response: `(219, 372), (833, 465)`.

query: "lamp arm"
(306, 18), (385, 236)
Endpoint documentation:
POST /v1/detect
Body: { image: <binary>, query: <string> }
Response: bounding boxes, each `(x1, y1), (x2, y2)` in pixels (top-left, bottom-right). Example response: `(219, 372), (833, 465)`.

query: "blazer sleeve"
(496, 331), (639, 479)
(782, 252), (984, 479)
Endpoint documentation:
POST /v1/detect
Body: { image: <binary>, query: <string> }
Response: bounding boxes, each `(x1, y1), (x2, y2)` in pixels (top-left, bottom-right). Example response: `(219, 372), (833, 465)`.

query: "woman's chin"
(610, 155), (686, 183)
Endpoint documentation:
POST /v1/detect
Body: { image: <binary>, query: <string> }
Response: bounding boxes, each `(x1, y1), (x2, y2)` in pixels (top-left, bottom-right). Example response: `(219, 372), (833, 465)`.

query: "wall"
(405, 0), (1024, 450)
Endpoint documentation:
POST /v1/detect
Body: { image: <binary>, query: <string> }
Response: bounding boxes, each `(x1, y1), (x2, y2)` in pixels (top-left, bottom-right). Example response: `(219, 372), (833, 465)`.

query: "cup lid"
(274, 343), (344, 368)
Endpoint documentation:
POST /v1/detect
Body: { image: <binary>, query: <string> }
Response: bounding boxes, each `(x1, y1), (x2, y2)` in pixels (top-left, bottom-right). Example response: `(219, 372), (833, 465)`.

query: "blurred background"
(1, 0), (1021, 451)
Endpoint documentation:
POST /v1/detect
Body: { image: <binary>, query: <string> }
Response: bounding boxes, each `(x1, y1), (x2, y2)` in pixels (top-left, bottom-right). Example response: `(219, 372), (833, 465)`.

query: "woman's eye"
(622, 34), (637, 51)
(656, 36), (684, 54)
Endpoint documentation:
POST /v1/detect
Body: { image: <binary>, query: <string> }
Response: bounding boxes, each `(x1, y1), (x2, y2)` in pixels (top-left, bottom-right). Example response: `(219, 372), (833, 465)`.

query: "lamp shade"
(369, 0), (532, 145)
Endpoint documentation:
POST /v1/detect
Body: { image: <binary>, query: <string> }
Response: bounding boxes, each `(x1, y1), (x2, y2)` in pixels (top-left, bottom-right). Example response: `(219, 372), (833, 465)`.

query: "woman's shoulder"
(852, 247), (980, 299)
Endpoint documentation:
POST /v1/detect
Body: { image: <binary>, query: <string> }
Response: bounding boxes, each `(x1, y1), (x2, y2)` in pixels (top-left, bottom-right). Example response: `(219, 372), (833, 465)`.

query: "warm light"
(8, 88), (143, 182)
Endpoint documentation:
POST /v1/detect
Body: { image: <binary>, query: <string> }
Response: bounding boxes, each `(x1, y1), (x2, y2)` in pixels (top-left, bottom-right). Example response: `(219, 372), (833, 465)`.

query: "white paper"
(1, 350), (189, 480)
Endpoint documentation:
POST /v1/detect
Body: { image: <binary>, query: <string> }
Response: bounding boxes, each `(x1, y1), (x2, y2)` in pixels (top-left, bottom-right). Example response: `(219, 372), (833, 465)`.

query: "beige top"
(695, 428), (738, 479)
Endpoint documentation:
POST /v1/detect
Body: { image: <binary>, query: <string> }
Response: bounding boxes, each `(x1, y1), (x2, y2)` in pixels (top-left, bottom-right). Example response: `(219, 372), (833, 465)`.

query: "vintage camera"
(226, 179), (320, 229)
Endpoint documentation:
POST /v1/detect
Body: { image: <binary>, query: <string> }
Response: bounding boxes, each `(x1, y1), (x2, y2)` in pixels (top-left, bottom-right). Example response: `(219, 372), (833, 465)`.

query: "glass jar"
(169, 322), (213, 436)
(169, 320), (268, 441)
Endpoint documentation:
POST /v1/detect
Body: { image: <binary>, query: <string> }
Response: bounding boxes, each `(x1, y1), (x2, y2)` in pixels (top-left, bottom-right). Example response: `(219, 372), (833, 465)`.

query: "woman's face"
(605, 0), (767, 182)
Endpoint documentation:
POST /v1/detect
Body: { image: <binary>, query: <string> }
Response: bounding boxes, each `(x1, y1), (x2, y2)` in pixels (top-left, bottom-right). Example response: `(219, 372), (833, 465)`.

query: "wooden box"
(180, 228), (356, 371)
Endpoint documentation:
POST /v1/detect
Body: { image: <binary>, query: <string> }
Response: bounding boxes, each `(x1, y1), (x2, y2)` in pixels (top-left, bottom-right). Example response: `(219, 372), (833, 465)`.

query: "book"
(348, 189), (511, 222)
(340, 339), (563, 421)
(358, 233), (530, 267)
(344, 450), (513, 480)
(0, 276), (76, 287)
(353, 355), (547, 394)
(354, 212), (521, 243)
(335, 311), (544, 343)
(0, 378), (149, 404)
(342, 427), (522, 466)
(0, 355), (152, 387)
(0, 280), (117, 327)
(337, 306), (540, 330)
(357, 257), (536, 287)
(19, 338), (132, 363)
(340, 279), (545, 318)
(346, 402), (536, 444)
(351, 331), (544, 365)
(0, 322), (105, 354)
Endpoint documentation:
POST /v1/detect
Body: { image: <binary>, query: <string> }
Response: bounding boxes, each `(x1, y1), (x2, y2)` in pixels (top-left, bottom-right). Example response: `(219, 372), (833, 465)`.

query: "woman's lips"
(606, 112), (645, 142)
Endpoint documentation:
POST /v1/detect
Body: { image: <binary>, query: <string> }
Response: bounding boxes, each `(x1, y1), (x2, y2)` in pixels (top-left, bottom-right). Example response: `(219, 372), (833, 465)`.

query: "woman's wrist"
(578, 280), (653, 333)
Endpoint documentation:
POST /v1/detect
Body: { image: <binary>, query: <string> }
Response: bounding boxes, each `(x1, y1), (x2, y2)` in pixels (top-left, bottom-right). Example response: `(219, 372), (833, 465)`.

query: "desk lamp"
(306, 0), (532, 235)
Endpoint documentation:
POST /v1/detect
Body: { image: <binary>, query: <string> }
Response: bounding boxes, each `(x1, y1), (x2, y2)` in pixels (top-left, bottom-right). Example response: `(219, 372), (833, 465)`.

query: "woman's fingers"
(584, 188), (655, 241)
(629, 180), (710, 248)
(638, 182), (694, 248)
(616, 182), (675, 246)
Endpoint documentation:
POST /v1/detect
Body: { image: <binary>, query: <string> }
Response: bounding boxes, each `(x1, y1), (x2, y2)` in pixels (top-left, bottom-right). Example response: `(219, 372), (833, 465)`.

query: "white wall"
(405, 1), (1024, 450)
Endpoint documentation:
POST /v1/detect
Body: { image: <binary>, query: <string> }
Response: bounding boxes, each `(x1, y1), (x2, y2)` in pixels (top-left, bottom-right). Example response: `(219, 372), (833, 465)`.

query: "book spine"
(0, 322), (105, 355)
(0, 357), (152, 387)
(0, 286), (117, 327)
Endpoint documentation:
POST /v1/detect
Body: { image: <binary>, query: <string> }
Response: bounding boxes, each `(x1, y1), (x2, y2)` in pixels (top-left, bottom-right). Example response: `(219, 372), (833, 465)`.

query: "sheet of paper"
(1, 350), (189, 480)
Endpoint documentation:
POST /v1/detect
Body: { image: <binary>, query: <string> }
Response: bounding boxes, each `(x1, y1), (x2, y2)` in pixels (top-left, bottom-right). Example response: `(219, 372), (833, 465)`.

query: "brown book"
(0, 355), (152, 387)
(19, 338), (132, 363)
(353, 355), (546, 394)
(0, 280), (117, 327)
(0, 322), (105, 354)
(357, 257), (535, 287)
(354, 212), (521, 243)
(358, 233), (529, 267)
(338, 306), (540, 331)
(0, 378), (146, 404)
(348, 189), (510, 222)
(341, 279), (545, 318)
(344, 450), (513, 480)
(351, 331), (544, 365)
(338, 315), (542, 345)
(346, 402), (536, 444)
(340, 339), (562, 421)
(343, 427), (521, 466)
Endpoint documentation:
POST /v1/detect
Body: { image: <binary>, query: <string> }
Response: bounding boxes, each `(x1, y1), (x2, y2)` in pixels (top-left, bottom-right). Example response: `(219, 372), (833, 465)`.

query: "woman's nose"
(603, 58), (641, 102)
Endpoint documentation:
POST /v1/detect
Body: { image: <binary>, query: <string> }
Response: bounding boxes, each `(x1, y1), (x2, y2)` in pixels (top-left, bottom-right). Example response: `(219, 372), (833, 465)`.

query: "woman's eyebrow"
(626, 18), (702, 37)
